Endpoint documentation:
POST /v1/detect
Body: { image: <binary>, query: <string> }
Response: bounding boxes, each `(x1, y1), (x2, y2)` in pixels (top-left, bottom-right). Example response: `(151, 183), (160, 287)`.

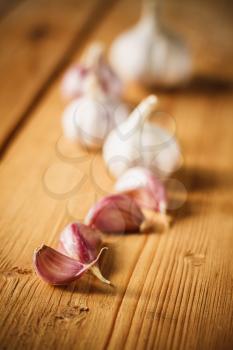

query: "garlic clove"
(62, 42), (123, 100)
(62, 86), (128, 150)
(85, 194), (145, 233)
(97, 53), (123, 99)
(61, 65), (89, 100)
(33, 222), (110, 285)
(58, 222), (110, 284)
(61, 42), (103, 100)
(115, 167), (167, 213)
(83, 43), (123, 98)
(58, 223), (102, 263)
(33, 245), (108, 285)
(62, 98), (128, 150)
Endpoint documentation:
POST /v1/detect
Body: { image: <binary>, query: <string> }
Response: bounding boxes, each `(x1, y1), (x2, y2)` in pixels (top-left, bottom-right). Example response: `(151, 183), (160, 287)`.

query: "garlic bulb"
(109, 0), (191, 86)
(62, 74), (128, 149)
(103, 95), (181, 178)
(62, 42), (123, 100)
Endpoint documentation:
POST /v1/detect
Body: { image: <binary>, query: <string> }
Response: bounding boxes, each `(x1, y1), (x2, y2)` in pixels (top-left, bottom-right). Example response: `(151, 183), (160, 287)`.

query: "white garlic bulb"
(62, 42), (123, 100)
(103, 95), (181, 177)
(62, 75), (128, 149)
(109, 0), (191, 86)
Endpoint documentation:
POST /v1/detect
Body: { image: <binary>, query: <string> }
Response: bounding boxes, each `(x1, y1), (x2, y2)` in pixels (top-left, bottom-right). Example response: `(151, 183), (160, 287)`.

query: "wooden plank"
(0, 0), (233, 349)
(0, 0), (115, 152)
(0, 0), (23, 20)
(1, 0), (232, 155)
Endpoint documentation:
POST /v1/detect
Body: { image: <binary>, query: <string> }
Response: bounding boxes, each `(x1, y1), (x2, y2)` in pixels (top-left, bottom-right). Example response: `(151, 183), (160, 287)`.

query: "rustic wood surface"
(0, 0), (114, 152)
(0, 0), (232, 349)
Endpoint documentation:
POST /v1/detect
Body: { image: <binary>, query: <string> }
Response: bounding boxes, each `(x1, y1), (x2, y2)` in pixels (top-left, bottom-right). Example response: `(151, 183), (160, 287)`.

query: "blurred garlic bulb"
(62, 74), (128, 149)
(62, 42), (123, 100)
(109, 0), (192, 86)
(103, 95), (181, 177)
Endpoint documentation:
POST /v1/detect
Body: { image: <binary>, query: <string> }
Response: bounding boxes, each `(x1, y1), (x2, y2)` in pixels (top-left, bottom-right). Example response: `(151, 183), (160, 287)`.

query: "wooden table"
(0, 0), (232, 349)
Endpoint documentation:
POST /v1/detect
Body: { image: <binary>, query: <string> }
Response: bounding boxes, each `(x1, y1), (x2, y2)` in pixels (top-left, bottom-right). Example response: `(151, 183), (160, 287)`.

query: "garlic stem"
(81, 42), (104, 69)
(90, 265), (111, 285)
(142, 0), (161, 25)
(126, 95), (158, 131)
(140, 210), (171, 233)
(83, 73), (105, 100)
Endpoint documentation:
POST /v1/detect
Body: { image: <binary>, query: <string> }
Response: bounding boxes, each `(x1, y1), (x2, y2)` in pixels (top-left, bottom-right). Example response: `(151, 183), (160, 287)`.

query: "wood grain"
(0, 0), (233, 349)
(0, 0), (114, 152)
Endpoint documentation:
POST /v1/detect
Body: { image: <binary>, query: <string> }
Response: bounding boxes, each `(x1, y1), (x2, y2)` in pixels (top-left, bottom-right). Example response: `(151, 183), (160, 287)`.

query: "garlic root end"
(140, 210), (172, 233)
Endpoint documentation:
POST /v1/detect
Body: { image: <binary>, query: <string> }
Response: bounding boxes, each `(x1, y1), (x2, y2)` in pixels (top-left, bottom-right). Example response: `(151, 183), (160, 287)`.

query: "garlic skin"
(103, 95), (181, 178)
(33, 245), (107, 286)
(61, 65), (89, 100)
(62, 75), (128, 149)
(62, 42), (123, 100)
(109, 2), (191, 86)
(33, 223), (110, 285)
(58, 223), (110, 284)
(59, 222), (102, 262)
(62, 43), (128, 149)
(115, 167), (167, 213)
(85, 193), (145, 233)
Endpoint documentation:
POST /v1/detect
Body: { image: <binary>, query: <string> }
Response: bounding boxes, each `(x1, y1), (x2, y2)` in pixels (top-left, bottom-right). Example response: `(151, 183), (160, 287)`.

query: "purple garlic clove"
(85, 194), (145, 233)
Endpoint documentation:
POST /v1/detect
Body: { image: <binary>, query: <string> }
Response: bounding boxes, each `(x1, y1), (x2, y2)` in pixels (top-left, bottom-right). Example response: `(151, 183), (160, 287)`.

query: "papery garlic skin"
(33, 245), (107, 285)
(109, 4), (191, 86)
(33, 223), (110, 285)
(61, 65), (89, 100)
(115, 167), (167, 213)
(58, 222), (110, 284)
(59, 223), (101, 263)
(85, 194), (145, 233)
(62, 87), (128, 149)
(103, 95), (181, 178)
